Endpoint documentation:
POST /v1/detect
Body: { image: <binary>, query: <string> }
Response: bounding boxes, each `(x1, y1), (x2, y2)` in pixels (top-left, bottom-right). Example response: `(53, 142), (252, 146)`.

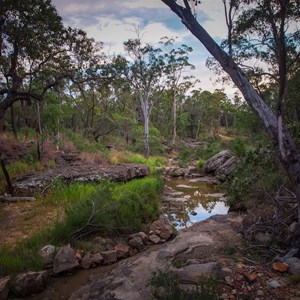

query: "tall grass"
(110, 150), (165, 173)
(0, 176), (164, 275)
(49, 177), (163, 243)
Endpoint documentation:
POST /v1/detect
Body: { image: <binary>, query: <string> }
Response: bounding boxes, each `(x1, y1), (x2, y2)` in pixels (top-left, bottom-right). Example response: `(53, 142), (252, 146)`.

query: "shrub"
(149, 268), (221, 300)
(228, 137), (246, 157)
(227, 145), (281, 204)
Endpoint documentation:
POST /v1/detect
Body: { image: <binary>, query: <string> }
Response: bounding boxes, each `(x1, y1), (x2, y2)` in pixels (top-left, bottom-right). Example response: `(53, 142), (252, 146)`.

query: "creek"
(164, 176), (229, 229)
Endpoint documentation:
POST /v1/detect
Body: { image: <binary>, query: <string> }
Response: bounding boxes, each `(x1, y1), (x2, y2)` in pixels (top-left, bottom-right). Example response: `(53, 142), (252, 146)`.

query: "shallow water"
(165, 177), (228, 229)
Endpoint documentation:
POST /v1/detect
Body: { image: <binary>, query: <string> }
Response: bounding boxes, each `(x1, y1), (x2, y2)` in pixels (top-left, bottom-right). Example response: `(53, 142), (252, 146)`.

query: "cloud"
(51, 0), (233, 95)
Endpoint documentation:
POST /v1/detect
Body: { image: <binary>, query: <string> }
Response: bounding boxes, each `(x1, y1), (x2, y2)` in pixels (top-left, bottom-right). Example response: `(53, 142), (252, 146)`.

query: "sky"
(51, 0), (237, 97)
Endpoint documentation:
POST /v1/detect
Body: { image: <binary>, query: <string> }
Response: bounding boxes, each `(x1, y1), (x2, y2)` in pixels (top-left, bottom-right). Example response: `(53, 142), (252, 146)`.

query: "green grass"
(0, 243), (45, 277)
(0, 176), (164, 275)
(110, 150), (165, 174)
(149, 268), (221, 300)
(48, 177), (163, 243)
(65, 130), (110, 156)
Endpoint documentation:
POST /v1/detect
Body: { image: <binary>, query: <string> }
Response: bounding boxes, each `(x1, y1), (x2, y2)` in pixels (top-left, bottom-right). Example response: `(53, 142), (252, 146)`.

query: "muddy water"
(165, 177), (228, 229)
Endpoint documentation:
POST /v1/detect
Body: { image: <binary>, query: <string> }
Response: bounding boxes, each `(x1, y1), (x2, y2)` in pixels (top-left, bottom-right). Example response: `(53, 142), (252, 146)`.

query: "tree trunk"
(0, 155), (14, 196)
(10, 104), (18, 139)
(161, 0), (300, 220)
(171, 85), (177, 145)
(140, 95), (150, 158)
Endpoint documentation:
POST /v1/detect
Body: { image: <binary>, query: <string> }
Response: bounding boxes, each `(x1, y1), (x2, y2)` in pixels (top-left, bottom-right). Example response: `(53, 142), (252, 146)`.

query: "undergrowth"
(0, 176), (163, 275)
(149, 268), (221, 300)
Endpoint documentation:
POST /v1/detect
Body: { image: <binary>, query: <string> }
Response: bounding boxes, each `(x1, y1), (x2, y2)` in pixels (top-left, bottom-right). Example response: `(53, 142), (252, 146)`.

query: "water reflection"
(164, 177), (228, 230)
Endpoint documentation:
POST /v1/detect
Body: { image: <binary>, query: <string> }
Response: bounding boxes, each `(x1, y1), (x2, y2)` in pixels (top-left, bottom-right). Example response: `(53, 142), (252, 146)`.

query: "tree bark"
(171, 85), (177, 145)
(161, 0), (300, 219)
(0, 155), (14, 196)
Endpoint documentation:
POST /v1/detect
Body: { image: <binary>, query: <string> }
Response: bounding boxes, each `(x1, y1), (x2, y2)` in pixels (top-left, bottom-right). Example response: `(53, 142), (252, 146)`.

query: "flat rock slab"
(69, 213), (244, 300)
(12, 163), (150, 195)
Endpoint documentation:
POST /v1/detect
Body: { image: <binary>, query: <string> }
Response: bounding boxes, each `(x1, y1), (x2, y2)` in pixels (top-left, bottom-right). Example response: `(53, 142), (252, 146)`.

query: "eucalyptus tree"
(123, 38), (169, 157)
(161, 0), (300, 220)
(160, 37), (195, 144)
(0, 0), (102, 128)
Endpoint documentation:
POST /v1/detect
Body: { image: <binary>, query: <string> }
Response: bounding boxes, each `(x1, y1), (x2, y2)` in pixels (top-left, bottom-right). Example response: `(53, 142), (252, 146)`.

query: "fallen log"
(0, 196), (36, 202)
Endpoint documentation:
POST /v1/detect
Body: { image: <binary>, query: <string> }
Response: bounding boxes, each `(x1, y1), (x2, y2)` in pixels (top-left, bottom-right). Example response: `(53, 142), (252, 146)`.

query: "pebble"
(267, 279), (281, 289)
(257, 289), (264, 296)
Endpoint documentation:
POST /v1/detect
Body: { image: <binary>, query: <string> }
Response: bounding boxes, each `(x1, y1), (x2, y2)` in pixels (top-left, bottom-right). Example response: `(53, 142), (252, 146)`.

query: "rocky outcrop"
(0, 276), (10, 300)
(205, 150), (239, 180)
(67, 213), (244, 300)
(12, 163), (150, 195)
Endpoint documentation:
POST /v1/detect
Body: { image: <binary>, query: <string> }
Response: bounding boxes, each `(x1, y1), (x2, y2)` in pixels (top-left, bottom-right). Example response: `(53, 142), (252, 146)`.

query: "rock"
(282, 257), (300, 274)
(148, 234), (161, 244)
(257, 290), (264, 296)
(244, 272), (257, 283)
(91, 252), (103, 265)
(170, 262), (220, 284)
(40, 245), (56, 266)
(80, 252), (93, 270)
(53, 244), (79, 274)
(267, 279), (281, 289)
(128, 236), (144, 251)
(0, 276), (10, 300)
(173, 168), (190, 177)
(272, 262), (289, 273)
(150, 216), (174, 242)
(129, 232), (148, 243)
(41, 245), (56, 257)
(215, 156), (239, 180)
(11, 271), (47, 297)
(101, 250), (118, 264)
(114, 244), (130, 258)
(176, 184), (197, 189)
(205, 150), (232, 174)
(13, 163), (150, 195)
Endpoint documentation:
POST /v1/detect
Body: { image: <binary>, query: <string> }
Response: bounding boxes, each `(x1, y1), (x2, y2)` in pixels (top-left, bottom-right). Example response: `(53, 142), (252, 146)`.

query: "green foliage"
(198, 158), (205, 169)
(228, 137), (246, 157)
(195, 138), (224, 161)
(149, 268), (221, 300)
(0, 243), (44, 277)
(46, 177), (163, 243)
(227, 145), (282, 204)
(131, 125), (164, 155)
(64, 130), (109, 156)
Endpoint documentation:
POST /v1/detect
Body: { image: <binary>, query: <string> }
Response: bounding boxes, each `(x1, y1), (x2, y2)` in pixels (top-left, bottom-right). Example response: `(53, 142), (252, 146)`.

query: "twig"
(0, 196), (36, 202)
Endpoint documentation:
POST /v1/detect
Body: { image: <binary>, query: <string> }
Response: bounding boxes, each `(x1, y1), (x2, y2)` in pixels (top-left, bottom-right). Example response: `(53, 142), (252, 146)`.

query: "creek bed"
(163, 177), (228, 229)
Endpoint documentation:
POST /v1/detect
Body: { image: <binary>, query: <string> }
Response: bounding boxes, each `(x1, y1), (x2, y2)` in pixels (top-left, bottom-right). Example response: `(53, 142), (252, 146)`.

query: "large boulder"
(53, 244), (79, 274)
(205, 150), (239, 180)
(205, 150), (232, 174)
(11, 271), (47, 297)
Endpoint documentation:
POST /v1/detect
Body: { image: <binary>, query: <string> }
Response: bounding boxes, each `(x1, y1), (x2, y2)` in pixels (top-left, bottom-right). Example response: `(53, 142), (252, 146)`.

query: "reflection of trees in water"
(173, 211), (190, 228)
(172, 197), (221, 226)
(201, 198), (218, 213)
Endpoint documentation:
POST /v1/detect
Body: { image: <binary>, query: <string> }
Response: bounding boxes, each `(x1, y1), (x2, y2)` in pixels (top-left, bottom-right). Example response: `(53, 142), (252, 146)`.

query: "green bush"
(149, 268), (221, 300)
(227, 145), (281, 204)
(228, 137), (246, 157)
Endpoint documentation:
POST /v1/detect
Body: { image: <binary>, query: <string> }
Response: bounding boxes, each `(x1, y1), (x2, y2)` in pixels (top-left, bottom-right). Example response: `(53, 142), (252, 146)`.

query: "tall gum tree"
(123, 38), (168, 158)
(161, 0), (300, 221)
